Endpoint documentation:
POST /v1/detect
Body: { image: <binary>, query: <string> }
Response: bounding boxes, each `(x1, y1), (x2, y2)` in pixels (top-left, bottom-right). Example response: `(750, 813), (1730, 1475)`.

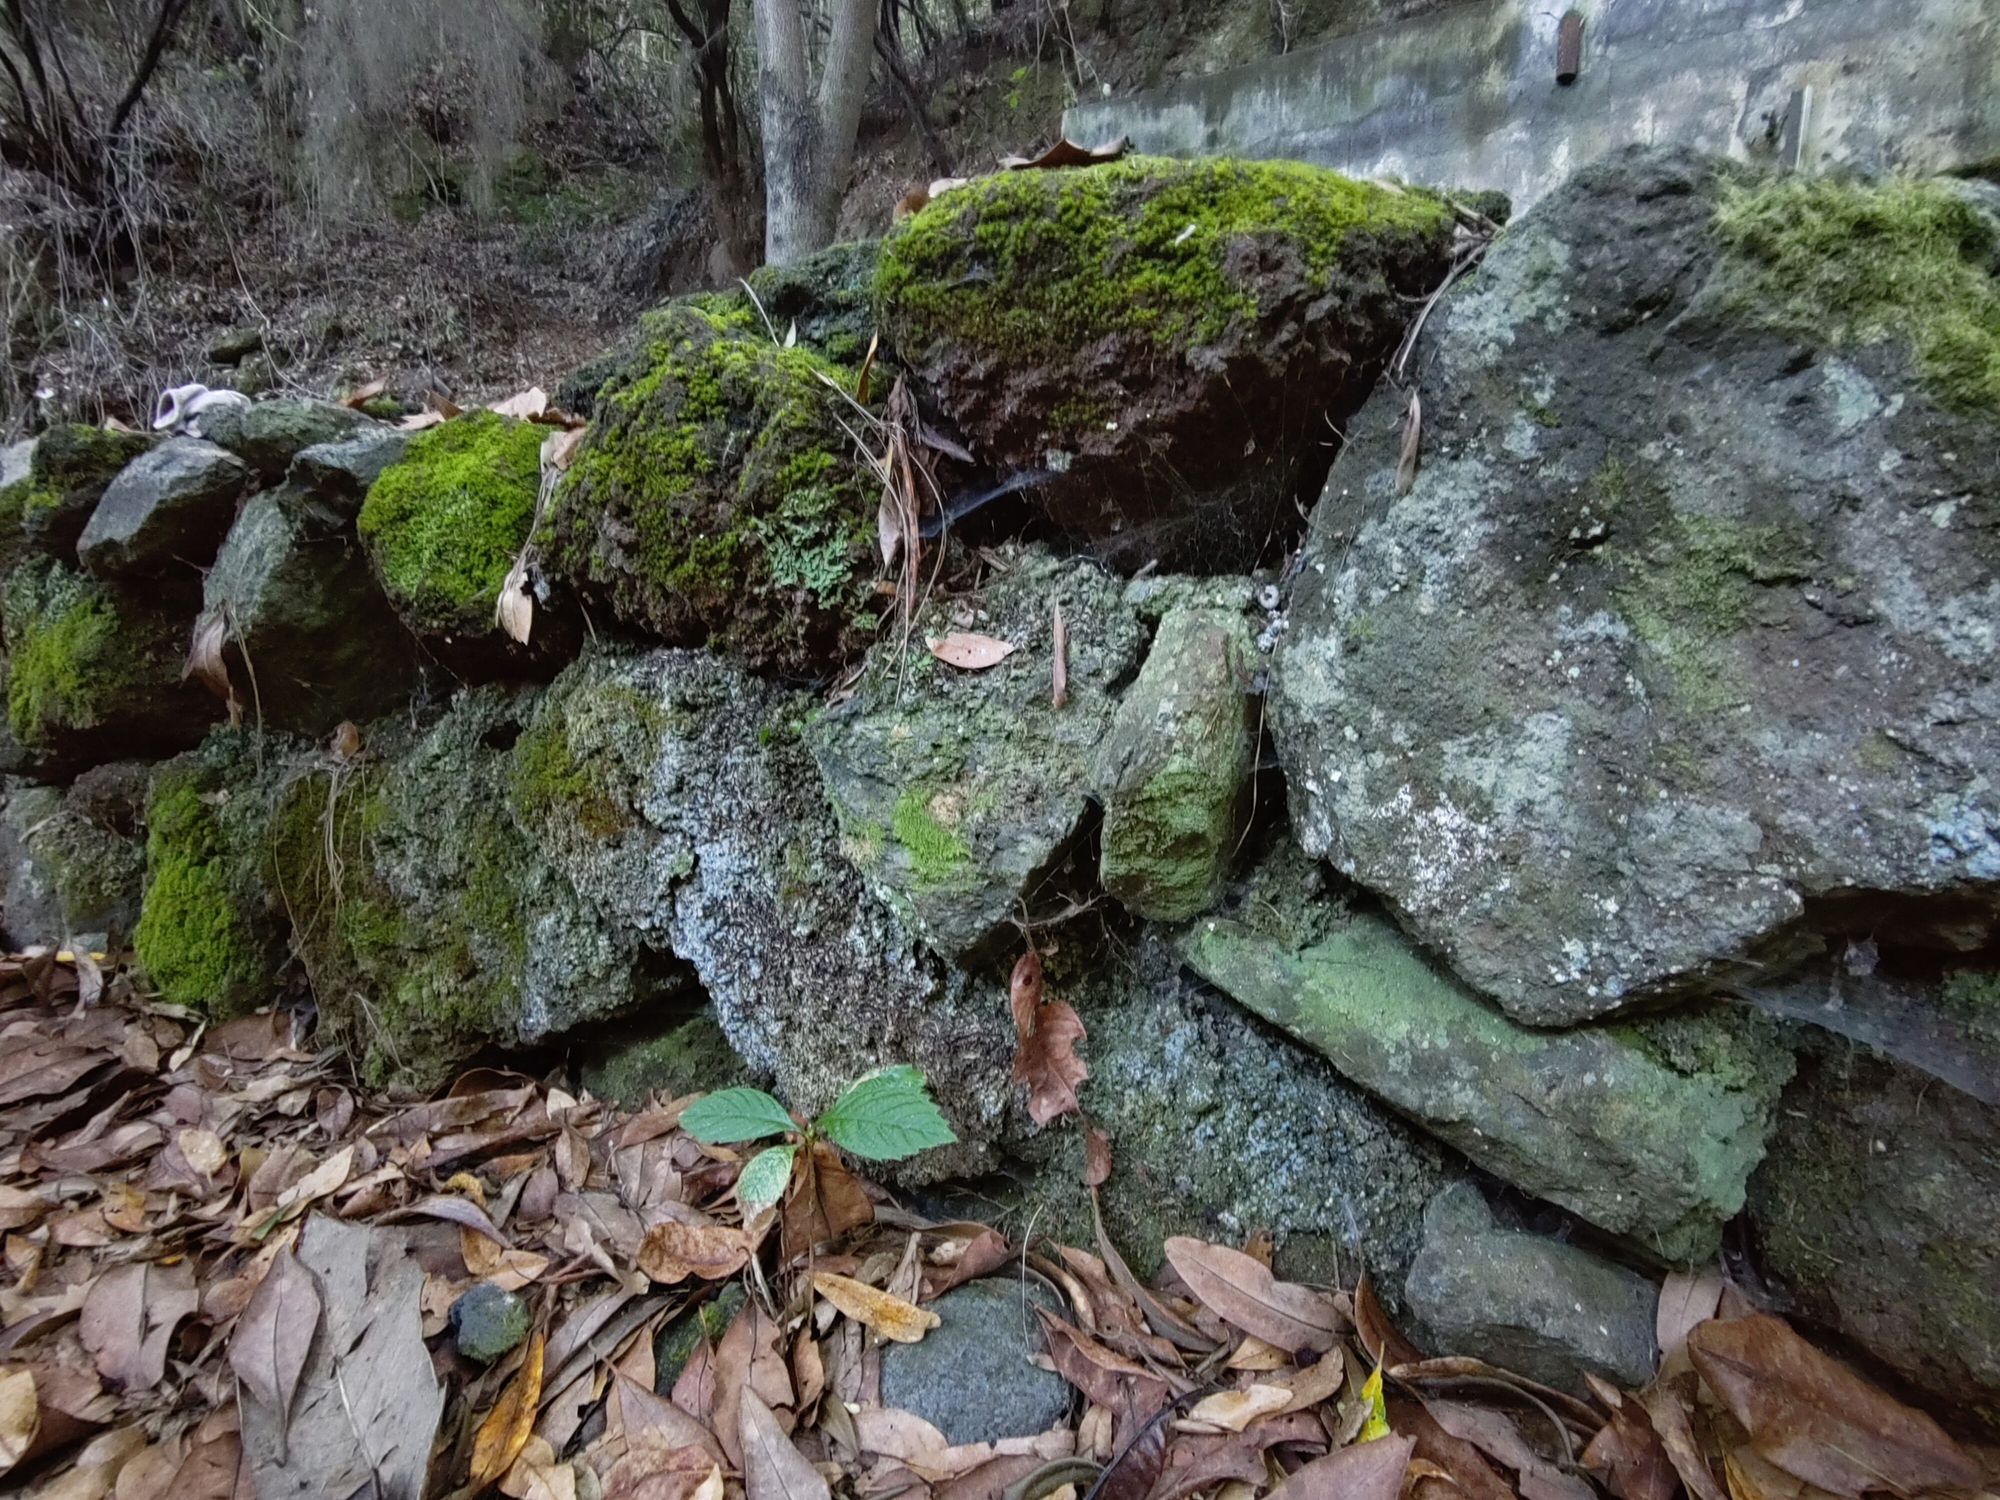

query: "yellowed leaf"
(812, 1272), (940, 1344)
(473, 1332), (546, 1489)
(0, 1365), (38, 1475)
(341, 378), (388, 409)
(636, 1222), (753, 1285)
(927, 633), (1018, 671)
(491, 386), (550, 420)
(1225, 1335), (1291, 1372)
(1178, 1384), (1292, 1434)
(177, 1127), (228, 1178)
(502, 1434), (577, 1500)
(397, 410), (446, 432)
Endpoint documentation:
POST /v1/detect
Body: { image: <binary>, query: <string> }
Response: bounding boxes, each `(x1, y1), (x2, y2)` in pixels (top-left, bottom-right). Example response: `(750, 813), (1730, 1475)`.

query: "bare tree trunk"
(752, 0), (876, 265)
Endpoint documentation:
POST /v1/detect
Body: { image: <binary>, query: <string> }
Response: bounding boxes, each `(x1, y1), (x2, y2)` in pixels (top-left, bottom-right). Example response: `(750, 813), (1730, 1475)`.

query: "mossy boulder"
(541, 302), (878, 675)
(198, 397), (374, 479)
(201, 486), (423, 734)
(1274, 146), (2000, 1027)
(1094, 598), (1258, 920)
(18, 424), (154, 558)
(133, 734), (295, 1013)
(576, 1010), (749, 1109)
(1180, 853), (1794, 1264)
(0, 778), (145, 947)
(77, 438), (251, 586)
(0, 557), (214, 772)
(745, 239), (880, 367)
(358, 410), (556, 668)
(875, 157), (1457, 570)
(808, 546), (1147, 960)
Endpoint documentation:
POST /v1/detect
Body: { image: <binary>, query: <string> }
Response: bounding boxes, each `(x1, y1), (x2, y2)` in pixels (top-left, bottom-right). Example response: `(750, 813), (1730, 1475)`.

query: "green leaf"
(737, 1145), (797, 1212)
(681, 1087), (796, 1145)
(816, 1066), (957, 1162)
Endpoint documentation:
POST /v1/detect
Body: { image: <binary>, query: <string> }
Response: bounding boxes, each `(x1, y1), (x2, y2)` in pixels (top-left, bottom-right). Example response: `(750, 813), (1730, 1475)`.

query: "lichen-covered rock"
(0, 778), (144, 947)
(198, 397), (374, 479)
(1275, 147), (2000, 1026)
(810, 547), (1146, 960)
(269, 688), (661, 1085)
(1094, 600), (1257, 920)
(514, 649), (1007, 1171)
(745, 239), (879, 367)
(1750, 1018), (2000, 1426)
(577, 1010), (749, 1109)
(288, 428), (411, 515)
(0, 557), (214, 771)
(77, 438), (250, 584)
(201, 487), (423, 734)
(999, 922), (1452, 1295)
(18, 425), (154, 558)
(358, 411), (552, 666)
(133, 734), (295, 1013)
(1405, 1184), (1658, 1391)
(876, 157), (1457, 570)
(1181, 885), (1794, 1263)
(542, 302), (878, 674)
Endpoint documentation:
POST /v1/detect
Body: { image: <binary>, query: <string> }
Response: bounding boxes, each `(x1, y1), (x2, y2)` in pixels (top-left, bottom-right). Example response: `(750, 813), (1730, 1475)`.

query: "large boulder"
(77, 438), (250, 585)
(512, 649), (1007, 1169)
(17, 425), (154, 558)
(1180, 851), (1794, 1263)
(200, 486), (423, 734)
(875, 157), (1458, 570)
(198, 397), (375, 480)
(357, 410), (561, 672)
(541, 301), (878, 675)
(0, 557), (214, 772)
(809, 547), (1146, 961)
(0, 775), (145, 947)
(1750, 1009), (2000, 1426)
(1274, 147), (2000, 1025)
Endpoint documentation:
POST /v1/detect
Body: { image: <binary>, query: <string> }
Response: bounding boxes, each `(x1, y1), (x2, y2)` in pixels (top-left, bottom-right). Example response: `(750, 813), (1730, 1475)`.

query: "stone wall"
(1064, 0), (2000, 214)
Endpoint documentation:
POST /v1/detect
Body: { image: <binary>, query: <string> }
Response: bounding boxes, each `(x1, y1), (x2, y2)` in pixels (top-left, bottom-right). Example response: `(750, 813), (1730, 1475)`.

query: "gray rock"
(18, 425), (154, 559)
(208, 326), (265, 365)
(1405, 1185), (1658, 1391)
(1750, 1019), (2000, 1427)
(1095, 603), (1257, 921)
(199, 487), (422, 734)
(578, 1010), (749, 1110)
(879, 1278), (1073, 1444)
(0, 438), (30, 494)
(809, 547), (1146, 960)
(77, 438), (249, 581)
(0, 779), (144, 947)
(1274, 146), (2000, 1026)
(450, 1281), (530, 1363)
(199, 398), (375, 479)
(516, 650), (1008, 1177)
(289, 429), (411, 515)
(1180, 895), (1793, 1263)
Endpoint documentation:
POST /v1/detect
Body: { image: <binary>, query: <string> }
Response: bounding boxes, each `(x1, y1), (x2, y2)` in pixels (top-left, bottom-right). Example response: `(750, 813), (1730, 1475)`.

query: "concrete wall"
(1063, 0), (2000, 213)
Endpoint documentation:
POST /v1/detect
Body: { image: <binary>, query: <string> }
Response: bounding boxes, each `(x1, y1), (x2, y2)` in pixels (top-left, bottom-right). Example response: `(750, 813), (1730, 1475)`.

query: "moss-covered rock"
(0, 557), (213, 771)
(358, 410), (547, 657)
(876, 157), (1457, 569)
(542, 302), (878, 675)
(132, 734), (294, 1013)
(809, 546), (1147, 960)
(745, 239), (880, 368)
(1181, 894), (1794, 1264)
(577, 1010), (749, 1109)
(0, 778), (144, 947)
(1094, 599), (1257, 920)
(18, 424), (154, 558)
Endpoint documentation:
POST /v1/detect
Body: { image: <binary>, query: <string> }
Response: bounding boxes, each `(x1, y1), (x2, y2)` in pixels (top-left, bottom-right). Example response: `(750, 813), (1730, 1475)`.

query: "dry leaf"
(1081, 1124), (1111, 1188)
(740, 1388), (829, 1500)
(1162, 1237), (1345, 1353)
(928, 633), (1017, 670)
(1583, 1394), (1679, 1500)
(1051, 604), (1068, 709)
(503, 1435), (578, 1500)
(228, 1251), (320, 1460)
(1013, 992), (1088, 1127)
(341, 378), (387, 410)
(79, 1261), (198, 1391)
(491, 386), (550, 420)
(397, 410), (446, 431)
(1656, 1267), (1724, 1365)
(637, 1222), (753, 1285)
(472, 1331), (546, 1489)
(1686, 1315), (1978, 1497)
(812, 1272), (940, 1344)
(999, 136), (1129, 170)
(1396, 389), (1422, 496)
(856, 331), (880, 405)
(1178, 1385), (1292, 1433)
(0, 1365), (36, 1475)
(1269, 1433), (1414, 1500)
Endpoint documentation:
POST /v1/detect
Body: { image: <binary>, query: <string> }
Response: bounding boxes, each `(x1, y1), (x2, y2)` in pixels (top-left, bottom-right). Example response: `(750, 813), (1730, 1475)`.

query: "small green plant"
(682, 1065), (956, 1212)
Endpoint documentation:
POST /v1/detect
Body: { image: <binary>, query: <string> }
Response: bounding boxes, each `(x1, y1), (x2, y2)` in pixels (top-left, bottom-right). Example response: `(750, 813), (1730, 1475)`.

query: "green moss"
(357, 410), (545, 635)
(31, 423), (152, 492)
(1714, 176), (2000, 412)
(133, 777), (267, 1012)
(876, 156), (1452, 440)
(511, 715), (625, 839)
(546, 304), (877, 671)
(890, 785), (973, 887)
(581, 1012), (747, 1109)
(1, 559), (131, 744)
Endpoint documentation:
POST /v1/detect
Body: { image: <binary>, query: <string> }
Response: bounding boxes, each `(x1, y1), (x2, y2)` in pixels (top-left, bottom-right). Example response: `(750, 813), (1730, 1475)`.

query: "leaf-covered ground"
(0, 954), (1991, 1500)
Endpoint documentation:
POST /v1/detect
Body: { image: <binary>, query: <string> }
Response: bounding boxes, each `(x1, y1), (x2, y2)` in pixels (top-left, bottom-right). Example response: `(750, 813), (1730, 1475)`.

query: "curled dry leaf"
(183, 612), (242, 725)
(1162, 1237), (1344, 1354)
(637, 1221), (754, 1285)
(471, 1331), (546, 1490)
(928, 632), (1018, 670)
(1051, 603), (1068, 709)
(1178, 1384), (1292, 1434)
(490, 386), (550, 420)
(1396, 389), (1422, 496)
(811, 1272), (940, 1344)
(340, 378), (387, 410)
(397, 410), (446, 432)
(999, 136), (1129, 171)
(502, 1435), (577, 1500)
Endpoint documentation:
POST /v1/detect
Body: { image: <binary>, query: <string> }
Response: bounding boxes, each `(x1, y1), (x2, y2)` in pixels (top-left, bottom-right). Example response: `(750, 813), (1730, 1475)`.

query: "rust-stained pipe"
(1557, 10), (1584, 85)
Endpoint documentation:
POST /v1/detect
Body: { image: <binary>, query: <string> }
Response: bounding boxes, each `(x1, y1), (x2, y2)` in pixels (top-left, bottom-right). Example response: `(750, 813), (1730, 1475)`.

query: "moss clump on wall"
(357, 410), (545, 636)
(1, 559), (134, 746)
(1714, 176), (2000, 412)
(544, 302), (877, 673)
(133, 774), (269, 1013)
(890, 784), (973, 888)
(875, 156), (1452, 430)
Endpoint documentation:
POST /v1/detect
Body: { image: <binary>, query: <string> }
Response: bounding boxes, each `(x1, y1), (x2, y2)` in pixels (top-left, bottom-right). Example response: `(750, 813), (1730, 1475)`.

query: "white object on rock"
(153, 383), (251, 437)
